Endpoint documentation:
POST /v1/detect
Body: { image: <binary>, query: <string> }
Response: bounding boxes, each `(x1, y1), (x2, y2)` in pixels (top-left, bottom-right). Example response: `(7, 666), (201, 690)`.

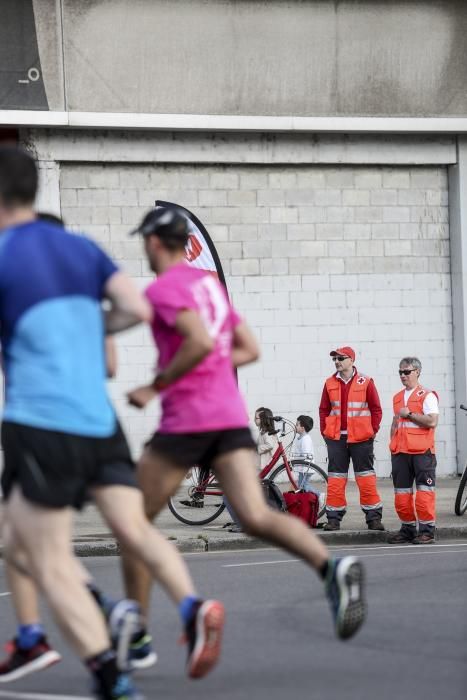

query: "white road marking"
(0, 592), (11, 597)
(329, 542), (467, 551)
(224, 559), (299, 568)
(223, 543), (467, 567)
(0, 693), (91, 700)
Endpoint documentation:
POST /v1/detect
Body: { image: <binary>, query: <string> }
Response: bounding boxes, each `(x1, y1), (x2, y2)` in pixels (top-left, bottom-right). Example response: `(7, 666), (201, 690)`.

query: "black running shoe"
(184, 600), (225, 679)
(0, 636), (61, 683)
(325, 557), (366, 640)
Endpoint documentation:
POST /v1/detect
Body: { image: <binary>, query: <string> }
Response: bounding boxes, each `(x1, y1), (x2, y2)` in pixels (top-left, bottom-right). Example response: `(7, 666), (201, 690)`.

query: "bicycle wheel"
(168, 467), (226, 525)
(270, 460), (328, 519)
(454, 465), (467, 516)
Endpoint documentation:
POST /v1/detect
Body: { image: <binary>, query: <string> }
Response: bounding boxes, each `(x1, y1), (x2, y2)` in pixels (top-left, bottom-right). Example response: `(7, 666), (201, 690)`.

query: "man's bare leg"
(6, 564), (42, 625)
(5, 489), (111, 659)
(213, 449), (366, 641)
(93, 482), (196, 609)
(94, 481), (224, 679)
(117, 449), (190, 616)
(213, 449), (329, 569)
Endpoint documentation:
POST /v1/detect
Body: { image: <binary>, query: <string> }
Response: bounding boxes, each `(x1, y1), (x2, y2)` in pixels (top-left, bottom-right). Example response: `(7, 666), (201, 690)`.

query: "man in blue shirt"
(0, 148), (224, 699)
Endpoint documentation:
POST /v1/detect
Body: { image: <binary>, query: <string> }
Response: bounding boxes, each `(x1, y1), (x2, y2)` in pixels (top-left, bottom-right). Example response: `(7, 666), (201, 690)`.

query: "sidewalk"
(67, 477), (467, 555)
(1, 478), (465, 557)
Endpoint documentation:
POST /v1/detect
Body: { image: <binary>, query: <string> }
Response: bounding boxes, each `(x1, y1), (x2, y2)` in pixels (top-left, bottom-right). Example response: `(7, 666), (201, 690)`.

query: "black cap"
(130, 207), (189, 239)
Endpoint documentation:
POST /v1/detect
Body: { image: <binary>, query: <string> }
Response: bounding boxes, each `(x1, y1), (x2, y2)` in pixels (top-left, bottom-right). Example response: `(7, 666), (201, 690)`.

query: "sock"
(18, 623), (45, 650)
(319, 560), (330, 580)
(179, 595), (200, 625)
(86, 582), (116, 616)
(85, 649), (119, 697)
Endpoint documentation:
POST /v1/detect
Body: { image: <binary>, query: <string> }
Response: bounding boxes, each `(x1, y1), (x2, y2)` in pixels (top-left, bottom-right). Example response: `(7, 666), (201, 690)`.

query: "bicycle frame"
(189, 417), (298, 497)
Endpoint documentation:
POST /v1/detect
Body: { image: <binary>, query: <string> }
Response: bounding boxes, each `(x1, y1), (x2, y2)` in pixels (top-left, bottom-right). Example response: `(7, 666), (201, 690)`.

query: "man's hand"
(127, 384), (157, 409)
(399, 407), (411, 418)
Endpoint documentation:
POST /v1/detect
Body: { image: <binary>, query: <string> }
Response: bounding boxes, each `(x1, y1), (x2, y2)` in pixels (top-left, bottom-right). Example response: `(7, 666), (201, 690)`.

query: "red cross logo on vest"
(417, 389), (425, 397)
(357, 376), (366, 385)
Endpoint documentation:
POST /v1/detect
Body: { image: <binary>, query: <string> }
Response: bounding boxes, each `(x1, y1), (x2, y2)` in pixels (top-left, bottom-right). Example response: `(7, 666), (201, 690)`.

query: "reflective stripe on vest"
(323, 374), (375, 443)
(389, 386), (437, 455)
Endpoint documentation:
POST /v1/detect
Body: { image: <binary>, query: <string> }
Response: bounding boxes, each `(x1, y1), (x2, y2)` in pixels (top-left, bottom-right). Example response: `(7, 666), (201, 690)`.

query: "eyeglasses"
(333, 356), (349, 362)
(399, 369), (416, 376)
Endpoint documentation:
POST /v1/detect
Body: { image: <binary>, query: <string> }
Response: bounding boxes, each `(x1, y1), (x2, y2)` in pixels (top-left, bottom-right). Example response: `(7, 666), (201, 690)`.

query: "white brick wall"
(60, 163), (454, 475)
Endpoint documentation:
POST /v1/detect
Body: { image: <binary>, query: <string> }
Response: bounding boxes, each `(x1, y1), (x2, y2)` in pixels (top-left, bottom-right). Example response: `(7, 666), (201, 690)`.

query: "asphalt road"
(0, 542), (465, 700)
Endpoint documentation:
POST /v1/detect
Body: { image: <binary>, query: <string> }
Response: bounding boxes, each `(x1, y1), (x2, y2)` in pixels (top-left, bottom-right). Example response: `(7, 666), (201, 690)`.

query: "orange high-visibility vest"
(323, 374), (375, 443)
(390, 386), (437, 455)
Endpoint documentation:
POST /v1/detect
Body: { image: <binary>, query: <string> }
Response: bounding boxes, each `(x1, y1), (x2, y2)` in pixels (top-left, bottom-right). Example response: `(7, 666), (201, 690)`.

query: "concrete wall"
(34, 128), (455, 475)
(4, 0), (465, 115)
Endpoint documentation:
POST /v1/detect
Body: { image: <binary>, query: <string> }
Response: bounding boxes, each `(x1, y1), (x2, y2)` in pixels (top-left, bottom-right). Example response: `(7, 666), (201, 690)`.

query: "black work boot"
(323, 520), (340, 531)
(412, 532), (435, 545)
(367, 519), (385, 531)
(387, 528), (416, 544)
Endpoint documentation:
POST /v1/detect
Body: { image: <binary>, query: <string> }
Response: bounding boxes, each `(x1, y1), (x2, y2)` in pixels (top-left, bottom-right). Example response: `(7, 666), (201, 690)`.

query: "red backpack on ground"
(283, 491), (319, 528)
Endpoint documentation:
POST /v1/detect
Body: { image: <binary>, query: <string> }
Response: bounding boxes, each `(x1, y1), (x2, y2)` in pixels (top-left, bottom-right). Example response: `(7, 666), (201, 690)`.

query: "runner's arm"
(132, 309), (214, 391)
(128, 309), (214, 409)
(104, 271), (152, 333)
(158, 309), (214, 383)
(231, 321), (260, 368)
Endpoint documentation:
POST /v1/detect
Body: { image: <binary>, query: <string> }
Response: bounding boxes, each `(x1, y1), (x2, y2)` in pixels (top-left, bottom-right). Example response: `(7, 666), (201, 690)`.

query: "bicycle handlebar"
(267, 416), (297, 442)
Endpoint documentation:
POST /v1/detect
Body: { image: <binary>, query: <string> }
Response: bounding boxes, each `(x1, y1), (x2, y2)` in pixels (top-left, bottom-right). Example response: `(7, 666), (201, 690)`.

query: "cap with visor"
(130, 207), (189, 241)
(330, 346), (356, 362)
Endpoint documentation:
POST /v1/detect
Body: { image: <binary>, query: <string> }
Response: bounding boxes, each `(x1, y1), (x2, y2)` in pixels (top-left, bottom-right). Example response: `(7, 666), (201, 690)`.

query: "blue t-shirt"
(0, 220), (118, 437)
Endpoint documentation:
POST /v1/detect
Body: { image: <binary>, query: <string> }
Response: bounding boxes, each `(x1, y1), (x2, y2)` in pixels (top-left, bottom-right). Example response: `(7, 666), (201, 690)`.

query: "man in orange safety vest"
(388, 356), (439, 545)
(319, 346), (384, 531)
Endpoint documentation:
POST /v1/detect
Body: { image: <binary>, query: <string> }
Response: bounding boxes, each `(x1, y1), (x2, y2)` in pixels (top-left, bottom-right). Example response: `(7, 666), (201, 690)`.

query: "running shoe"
(128, 632), (158, 670)
(325, 556), (366, 640)
(184, 600), (225, 679)
(0, 636), (61, 683)
(107, 600), (142, 671)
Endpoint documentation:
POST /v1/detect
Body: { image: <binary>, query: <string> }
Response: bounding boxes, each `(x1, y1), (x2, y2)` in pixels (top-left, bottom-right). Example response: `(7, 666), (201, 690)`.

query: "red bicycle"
(168, 416), (328, 525)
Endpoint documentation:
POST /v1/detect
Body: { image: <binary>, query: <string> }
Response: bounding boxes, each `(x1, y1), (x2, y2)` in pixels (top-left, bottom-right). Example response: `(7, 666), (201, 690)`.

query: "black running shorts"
(147, 427), (256, 470)
(1, 420), (138, 509)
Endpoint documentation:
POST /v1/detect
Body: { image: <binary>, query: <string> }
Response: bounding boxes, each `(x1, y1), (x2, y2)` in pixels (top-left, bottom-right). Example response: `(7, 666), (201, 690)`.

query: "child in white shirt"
(292, 415), (315, 490)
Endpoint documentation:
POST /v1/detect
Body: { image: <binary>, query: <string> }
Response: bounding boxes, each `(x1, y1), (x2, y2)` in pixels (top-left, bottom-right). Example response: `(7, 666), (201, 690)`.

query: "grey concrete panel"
(59, 0), (467, 117)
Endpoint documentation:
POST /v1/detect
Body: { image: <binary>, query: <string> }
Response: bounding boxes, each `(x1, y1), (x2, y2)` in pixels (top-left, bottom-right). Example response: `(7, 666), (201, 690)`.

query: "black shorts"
(147, 428), (256, 470)
(1, 421), (138, 510)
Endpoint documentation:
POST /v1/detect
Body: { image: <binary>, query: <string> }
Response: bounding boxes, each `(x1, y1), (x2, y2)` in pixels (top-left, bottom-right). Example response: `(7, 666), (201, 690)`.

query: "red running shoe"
(0, 636), (61, 682)
(185, 600), (225, 680)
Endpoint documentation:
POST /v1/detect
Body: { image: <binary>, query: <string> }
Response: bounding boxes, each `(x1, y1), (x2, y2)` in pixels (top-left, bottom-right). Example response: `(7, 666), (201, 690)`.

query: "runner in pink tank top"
(125, 207), (367, 667)
(145, 263), (249, 434)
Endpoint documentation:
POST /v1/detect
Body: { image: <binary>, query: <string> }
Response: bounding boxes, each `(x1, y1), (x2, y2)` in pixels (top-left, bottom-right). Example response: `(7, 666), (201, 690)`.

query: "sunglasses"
(399, 369), (416, 376)
(333, 356), (350, 362)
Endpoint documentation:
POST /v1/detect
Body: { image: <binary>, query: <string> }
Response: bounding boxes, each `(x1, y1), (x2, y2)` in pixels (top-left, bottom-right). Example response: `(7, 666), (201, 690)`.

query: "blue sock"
(179, 596), (199, 625)
(18, 623), (44, 650)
